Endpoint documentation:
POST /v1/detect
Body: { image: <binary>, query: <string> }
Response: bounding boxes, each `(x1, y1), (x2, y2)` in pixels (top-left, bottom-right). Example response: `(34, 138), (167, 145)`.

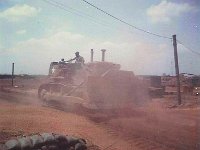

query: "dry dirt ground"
(0, 78), (200, 150)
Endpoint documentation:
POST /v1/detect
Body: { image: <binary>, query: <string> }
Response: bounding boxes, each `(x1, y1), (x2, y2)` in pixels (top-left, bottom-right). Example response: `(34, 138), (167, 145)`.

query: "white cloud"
(0, 4), (40, 21)
(7, 31), (88, 74)
(147, 0), (196, 23)
(8, 31), (171, 75)
(15, 31), (85, 52)
(16, 29), (27, 35)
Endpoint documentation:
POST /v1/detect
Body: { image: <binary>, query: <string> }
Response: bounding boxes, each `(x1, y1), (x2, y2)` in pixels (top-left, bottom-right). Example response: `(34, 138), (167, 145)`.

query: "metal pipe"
(101, 49), (106, 62)
(91, 49), (94, 62)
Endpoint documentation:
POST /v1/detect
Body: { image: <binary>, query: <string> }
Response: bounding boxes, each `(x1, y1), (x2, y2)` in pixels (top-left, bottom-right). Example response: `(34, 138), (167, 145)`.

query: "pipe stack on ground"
(0, 133), (87, 150)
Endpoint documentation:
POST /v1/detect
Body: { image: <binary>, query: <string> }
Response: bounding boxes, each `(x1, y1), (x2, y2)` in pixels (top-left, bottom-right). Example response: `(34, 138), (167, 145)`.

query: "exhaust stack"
(91, 49), (94, 62)
(101, 49), (106, 62)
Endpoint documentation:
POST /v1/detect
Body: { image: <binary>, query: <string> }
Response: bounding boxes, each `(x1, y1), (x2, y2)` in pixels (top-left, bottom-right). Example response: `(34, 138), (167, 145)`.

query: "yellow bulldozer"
(38, 51), (149, 110)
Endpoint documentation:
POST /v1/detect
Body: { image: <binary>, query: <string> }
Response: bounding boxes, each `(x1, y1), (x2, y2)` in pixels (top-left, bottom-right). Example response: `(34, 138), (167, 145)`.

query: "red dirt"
(0, 103), (137, 149)
(0, 78), (200, 150)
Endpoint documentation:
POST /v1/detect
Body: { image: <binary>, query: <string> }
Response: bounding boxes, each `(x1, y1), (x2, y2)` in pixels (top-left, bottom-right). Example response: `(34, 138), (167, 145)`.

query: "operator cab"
(49, 62), (82, 77)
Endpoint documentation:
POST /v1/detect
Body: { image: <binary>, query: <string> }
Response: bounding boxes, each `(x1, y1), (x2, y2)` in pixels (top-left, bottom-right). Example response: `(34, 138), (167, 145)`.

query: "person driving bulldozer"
(59, 58), (66, 64)
(67, 52), (85, 64)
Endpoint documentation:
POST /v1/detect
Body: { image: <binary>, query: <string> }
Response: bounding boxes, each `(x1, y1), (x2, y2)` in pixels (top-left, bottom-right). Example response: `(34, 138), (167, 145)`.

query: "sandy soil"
(103, 102), (200, 150)
(0, 78), (200, 150)
(0, 98), (136, 149)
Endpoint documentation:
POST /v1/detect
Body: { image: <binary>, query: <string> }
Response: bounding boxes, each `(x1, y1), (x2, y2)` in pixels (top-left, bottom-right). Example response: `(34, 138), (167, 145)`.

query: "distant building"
(162, 74), (200, 94)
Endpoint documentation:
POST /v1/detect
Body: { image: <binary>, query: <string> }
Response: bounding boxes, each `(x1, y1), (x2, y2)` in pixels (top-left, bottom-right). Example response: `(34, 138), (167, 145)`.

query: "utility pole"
(12, 63), (14, 87)
(172, 35), (181, 105)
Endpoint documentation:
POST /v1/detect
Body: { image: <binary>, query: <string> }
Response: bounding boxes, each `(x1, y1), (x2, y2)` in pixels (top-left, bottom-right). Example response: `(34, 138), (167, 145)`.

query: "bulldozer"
(38, 51), (149, 110)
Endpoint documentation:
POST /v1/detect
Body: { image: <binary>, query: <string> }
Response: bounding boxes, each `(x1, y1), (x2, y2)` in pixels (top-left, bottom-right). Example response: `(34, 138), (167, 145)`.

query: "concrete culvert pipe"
(2, 133), (87, 150)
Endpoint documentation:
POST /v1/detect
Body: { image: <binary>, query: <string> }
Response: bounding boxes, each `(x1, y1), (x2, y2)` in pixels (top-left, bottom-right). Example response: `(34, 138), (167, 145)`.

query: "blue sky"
(0, 0), (199, 75)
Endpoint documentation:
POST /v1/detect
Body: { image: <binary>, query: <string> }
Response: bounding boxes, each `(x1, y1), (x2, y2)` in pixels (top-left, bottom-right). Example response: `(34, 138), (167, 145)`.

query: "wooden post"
(12, 63), (14, 87)
(172, 35), (181, 105)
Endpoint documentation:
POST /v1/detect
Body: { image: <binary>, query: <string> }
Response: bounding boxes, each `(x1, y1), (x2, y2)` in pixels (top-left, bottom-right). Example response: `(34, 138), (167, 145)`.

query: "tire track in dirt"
(105, 128), (175, 150)
(106, 114), (200, 150)
(1, 89), (199, 150)
(0, 91), (41, 105)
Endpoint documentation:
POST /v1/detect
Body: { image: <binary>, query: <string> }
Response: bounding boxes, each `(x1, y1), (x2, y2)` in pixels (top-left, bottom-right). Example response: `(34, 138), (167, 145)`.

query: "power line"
(42, 0), (156, 38)
(42, 0), (95, 20)
(43, 0), (199, 58)
(177, 40), (200, 56)
(81, 0), (172, 40)
(43, 0), (172, 40)
(43, 0), (141, 37)
(42, 0), (114, 30)
(46, 0), (109, 25)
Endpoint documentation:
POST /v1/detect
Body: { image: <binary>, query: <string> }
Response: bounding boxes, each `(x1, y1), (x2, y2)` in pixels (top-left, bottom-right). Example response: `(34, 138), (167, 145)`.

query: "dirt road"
(104, 102), (200, 150)
(0, 89), (200, 150)
(0, 90), (137, 150)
